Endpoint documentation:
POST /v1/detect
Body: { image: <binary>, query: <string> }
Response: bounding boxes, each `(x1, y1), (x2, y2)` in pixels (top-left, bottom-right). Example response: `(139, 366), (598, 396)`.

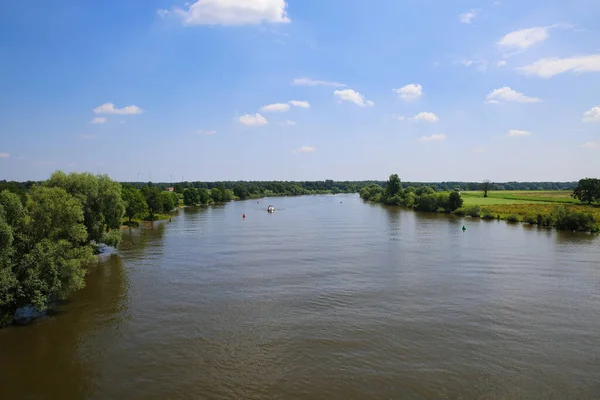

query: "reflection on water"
(1, 194), (599, 400)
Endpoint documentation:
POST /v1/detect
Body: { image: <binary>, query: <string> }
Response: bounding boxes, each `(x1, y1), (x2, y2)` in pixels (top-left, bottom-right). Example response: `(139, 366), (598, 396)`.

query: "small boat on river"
(267, 205), (275, 213)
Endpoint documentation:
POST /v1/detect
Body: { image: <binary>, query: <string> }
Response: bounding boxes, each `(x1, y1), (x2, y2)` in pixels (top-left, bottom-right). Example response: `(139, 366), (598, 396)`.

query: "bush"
(415, 193), (438, 212)
(481, 211), (495, 220)
(453, 207), (466, 216)
(466, 206), (481, 218)
(102, 230), (122, 248)
(506, 214), (520, 223)
(552, 206), (597, 232)
(436, 207), (446, 213)
(523, 215), (537, 224)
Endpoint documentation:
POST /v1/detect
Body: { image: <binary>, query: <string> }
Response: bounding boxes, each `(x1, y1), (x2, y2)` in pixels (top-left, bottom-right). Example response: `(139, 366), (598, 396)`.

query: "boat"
(267, 205), (275, 213)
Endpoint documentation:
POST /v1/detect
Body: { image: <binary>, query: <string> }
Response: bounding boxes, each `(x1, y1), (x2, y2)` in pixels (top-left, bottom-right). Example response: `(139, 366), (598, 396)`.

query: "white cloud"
(473, 147), (485, 153)
(239, 113), (268, 126)
(413, 112), (439, 122)
(497, 60), (507, 67)
(393, 84), (423, 100)
(461, 60), (474, 66)
(157, 9), (169, 18)
(583, 142), (600, 149)
(67, 162), (76, 167)
(93, 103), (143, 115)
(292, 146), (316, 153)
(497, 26), (551, 51)
(80, 134), (97, 139)
(583, 106), (600, 122)
(459, 10), (477, 24)
(394, 115), (405, 121)
(292, 77), (345, 87)
(508, 129), (532, 137)
(281, 120), (296, 126)
(261, 103), (291, 112)
(289, 100), (310, 108)
(333, 89), (374, 107)
(90, 117), (107, 124)
(173, 0), (290, 26)
(0, 153), (10, 159)
(486, 87), (541, 103)
(418, 133), (446, 143)
(517, 55), (600, 78)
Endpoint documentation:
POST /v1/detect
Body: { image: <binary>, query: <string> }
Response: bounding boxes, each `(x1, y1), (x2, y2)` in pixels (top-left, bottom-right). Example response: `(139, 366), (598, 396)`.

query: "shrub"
(536, 214), (543, 225)
(506, 214), (520, 223)
(436, 207), (446, 213)
(523, 215), (537, 224)
(453, 207), (466, 216)
(552, 206), (597, 232)
(466, 206), (481, 218)
(415, 193), (438, 212)
(102, 230), (122, 248)
(481, 211), (495, 220)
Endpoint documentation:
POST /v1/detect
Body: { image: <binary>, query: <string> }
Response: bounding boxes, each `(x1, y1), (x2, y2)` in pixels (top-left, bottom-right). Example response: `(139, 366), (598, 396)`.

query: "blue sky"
(1, 0), (599, 182)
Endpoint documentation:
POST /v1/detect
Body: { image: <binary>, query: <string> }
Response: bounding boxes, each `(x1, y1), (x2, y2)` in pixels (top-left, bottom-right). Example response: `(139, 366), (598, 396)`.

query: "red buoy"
(242, 214), (246, 219)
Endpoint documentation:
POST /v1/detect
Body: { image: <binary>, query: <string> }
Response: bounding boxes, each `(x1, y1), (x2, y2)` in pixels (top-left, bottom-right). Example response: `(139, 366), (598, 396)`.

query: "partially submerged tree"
(0, 188), (94, 327)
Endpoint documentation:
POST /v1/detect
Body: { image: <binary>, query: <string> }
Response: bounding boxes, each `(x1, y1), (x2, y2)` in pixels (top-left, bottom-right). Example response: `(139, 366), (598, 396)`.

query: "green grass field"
(461, 190), (578, 205)
(459, 190), (600, 223)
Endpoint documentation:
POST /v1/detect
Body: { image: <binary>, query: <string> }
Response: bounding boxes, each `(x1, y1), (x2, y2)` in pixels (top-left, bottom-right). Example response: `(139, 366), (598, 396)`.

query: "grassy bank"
(459, 191), (600, 231)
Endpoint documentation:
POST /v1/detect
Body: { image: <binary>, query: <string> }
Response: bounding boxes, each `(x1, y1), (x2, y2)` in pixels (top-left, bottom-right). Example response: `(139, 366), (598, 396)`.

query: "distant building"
(166, 187), (174, 192)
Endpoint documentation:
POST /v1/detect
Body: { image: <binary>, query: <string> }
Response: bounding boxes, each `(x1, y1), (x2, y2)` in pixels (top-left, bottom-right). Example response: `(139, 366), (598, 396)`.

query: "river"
(1, 194), (600, 399)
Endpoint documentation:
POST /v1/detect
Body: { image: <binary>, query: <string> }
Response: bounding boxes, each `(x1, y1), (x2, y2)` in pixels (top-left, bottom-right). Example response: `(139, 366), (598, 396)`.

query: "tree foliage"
(45, 171), (124, 243)
(385, 174), (402, 199)
(183, 188), (200, 206)
(572, 178), (600, 204)
(482, 180), (491, 198)
(360, 174), (464, 214)
(122, 186), (148, 222)
(141, 186), (163, 220)
(0, 187), (95, 327)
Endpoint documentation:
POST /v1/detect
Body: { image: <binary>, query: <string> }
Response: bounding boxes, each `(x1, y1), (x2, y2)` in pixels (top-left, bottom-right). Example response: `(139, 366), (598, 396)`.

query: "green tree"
(210, 187), (222, 203)
(572, 178), (600, 204)
(482, 180), (491, 198)
(161, 191), (176, 212)
(415, 193), (438, 212)
(221, 188), (234, 202)
(173, 183), (184, 194)
(1, 186), (94, 324)
(183, 188), (200, 206)
(98, 175), (125, 232)
(45, 171), (124, 243)
(448, 190), (463, 212)
(233, 184), (250, 200)
(141, 186), (163, 220)
(385, 174), (402, 199)
(122, 187), (148, 222)
(198, 188), (211, 204)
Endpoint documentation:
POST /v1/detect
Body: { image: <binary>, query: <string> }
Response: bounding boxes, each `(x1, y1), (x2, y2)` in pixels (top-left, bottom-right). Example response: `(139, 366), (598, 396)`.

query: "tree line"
(360, 174), (464, 213)
(2, 179), (580, 196)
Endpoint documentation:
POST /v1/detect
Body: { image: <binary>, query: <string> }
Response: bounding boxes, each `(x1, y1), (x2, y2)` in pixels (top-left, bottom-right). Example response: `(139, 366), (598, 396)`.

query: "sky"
(1, 0), (600, 182)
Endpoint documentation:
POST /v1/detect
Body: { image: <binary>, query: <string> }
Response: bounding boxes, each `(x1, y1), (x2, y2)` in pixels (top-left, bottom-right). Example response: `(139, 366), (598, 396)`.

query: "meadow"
(459, 191), (600, 224)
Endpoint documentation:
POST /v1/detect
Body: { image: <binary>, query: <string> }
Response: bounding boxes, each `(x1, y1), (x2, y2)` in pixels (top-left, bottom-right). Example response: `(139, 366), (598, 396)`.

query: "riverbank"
(459, 191), (600, 232)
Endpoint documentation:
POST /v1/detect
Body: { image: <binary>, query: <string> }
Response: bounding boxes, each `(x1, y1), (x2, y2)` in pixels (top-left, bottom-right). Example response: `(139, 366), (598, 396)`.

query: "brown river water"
(1, 194), (600, 399)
